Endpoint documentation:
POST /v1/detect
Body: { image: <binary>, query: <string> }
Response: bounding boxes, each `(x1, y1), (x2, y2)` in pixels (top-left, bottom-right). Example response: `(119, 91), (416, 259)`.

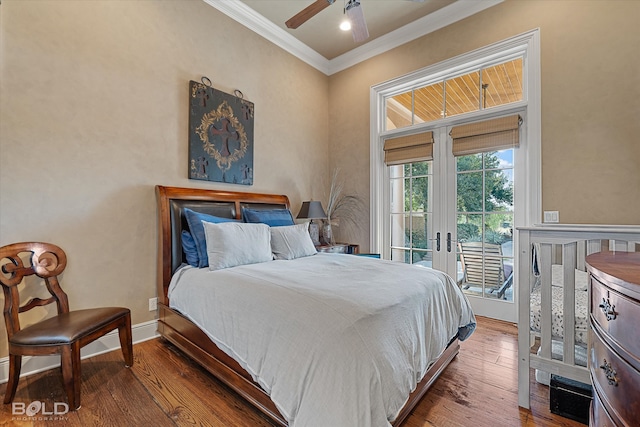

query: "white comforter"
(169, 253), (475, 427)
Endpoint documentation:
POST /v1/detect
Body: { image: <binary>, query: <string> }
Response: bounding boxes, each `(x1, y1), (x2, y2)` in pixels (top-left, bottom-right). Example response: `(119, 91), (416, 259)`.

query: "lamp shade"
(297, 201), (327, 220)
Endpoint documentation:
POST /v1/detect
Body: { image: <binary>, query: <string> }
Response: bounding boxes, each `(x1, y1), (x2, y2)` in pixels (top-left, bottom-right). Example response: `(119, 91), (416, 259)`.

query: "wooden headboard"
(155, 185), (290, 305)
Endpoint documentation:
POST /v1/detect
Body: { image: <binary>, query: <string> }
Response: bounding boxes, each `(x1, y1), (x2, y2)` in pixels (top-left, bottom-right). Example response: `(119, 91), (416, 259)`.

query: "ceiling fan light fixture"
(345, 0), (369, 43)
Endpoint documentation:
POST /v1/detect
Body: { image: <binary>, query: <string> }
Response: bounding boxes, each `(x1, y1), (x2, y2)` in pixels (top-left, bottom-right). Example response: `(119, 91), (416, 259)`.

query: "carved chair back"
(0, 242), (70, 340)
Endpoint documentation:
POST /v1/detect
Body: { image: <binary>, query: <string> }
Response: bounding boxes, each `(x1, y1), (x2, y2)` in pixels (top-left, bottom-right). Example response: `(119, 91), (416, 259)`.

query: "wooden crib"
(517, 224), (640, 409)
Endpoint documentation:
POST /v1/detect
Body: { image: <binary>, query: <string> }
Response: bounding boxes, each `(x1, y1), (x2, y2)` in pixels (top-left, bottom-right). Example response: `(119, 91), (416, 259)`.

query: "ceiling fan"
(285, 0), (424, 43)
(286, 0), (365, 42)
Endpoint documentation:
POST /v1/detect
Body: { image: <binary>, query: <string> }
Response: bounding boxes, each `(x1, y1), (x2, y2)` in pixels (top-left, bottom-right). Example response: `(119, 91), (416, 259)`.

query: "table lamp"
(296, 201), (326, 245)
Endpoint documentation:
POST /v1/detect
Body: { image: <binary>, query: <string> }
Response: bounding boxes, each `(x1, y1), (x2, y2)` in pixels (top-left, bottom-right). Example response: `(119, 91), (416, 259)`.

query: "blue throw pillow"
(181, 230), (199, 267)
(184, 208), (240, 268)
(242, 208), (295, 227)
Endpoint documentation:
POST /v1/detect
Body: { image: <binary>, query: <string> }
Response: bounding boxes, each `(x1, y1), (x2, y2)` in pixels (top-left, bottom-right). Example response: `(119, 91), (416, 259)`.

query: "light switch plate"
(543, 211), (559, 223)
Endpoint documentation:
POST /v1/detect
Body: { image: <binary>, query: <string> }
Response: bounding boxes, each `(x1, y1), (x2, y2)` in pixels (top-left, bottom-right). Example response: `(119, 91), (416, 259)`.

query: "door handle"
(447, 233), (457, 253)
(429, 232), (441, 251)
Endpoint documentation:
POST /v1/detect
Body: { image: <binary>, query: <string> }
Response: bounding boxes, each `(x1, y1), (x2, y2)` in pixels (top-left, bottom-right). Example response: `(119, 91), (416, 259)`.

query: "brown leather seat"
(0, 242), (133, 410)
(11, 308), (131, 346)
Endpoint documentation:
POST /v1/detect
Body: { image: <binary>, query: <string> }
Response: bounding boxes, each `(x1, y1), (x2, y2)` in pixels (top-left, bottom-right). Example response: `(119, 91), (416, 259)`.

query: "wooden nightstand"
(315, 243), (359, 254)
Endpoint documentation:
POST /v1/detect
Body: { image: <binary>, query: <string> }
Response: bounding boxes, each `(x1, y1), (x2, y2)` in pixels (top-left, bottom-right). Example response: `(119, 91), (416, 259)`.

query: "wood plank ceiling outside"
(392, 58), (523, 124)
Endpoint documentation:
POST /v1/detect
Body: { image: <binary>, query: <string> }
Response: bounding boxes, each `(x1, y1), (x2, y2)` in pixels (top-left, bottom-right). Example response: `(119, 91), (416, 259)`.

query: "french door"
(374, 31), (542, 323)
(388, 125), (519, 322)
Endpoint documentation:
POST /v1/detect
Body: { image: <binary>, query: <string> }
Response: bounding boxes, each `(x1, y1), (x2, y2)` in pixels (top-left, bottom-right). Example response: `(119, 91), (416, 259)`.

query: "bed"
(155, 185), (476, 426)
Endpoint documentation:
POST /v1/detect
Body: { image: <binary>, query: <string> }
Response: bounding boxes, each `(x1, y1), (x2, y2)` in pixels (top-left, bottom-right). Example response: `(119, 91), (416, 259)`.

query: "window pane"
(457, 171), (483, 212)
(403, 178), (411, 211)
(390, 213), (404, 245)
(410, 161), (429, 177)
(390, 178), (404, 213)
(414, 82), (444, 123)
(391, 213), (411, 247)
(484, 168), (513, 212)
(411, 213), (430, 249)
(484, 213), (513, 245)
(391, 248), (409, 263)
(481, 58), (523, 109)
(457, 214), (482, 243)
(411, 176), (429, 212)
(484, 150), (514, 212)
(445, 71), (480, 117)
(491, 148), (514, 168)
(386, 91), (413, 130)
(389, 164), (404, 179)
(456, 153), (482, 172)
(484, 149), (513, 169)
(411, 250), (430, 265)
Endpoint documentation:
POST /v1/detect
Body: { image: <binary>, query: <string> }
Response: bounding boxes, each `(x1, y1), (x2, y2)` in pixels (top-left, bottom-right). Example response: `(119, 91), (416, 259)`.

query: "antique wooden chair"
(0, 242), (133, 410)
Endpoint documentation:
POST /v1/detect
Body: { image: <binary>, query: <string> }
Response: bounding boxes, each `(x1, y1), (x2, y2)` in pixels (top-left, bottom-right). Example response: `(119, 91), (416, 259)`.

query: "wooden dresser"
(586, 251), (640, 427)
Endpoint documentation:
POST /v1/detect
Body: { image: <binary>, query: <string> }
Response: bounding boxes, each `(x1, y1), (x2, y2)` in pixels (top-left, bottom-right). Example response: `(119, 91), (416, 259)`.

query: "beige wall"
(0, 0), (329, 356)
(2, 0), (639, 357)
(329, 0), (640, 251)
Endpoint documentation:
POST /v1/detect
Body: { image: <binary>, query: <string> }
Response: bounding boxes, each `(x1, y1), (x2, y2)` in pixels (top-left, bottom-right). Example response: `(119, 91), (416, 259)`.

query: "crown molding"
(203, 0), (503, 76)
(203, 0), (331, 74)
(328, 0), (503, 75)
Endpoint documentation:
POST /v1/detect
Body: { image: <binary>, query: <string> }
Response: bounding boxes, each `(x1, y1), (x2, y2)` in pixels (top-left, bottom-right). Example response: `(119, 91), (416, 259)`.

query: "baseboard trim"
(0, 319), (158, 384)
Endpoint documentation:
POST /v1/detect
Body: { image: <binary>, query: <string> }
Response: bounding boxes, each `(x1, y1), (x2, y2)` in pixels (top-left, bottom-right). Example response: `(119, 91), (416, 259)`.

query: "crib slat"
(587, 239), (600, 256)
(562, 243), (577, 366)
(577, 241), (586, 271)
(539, 243), (553, 361)
(609, 239), (628, 252)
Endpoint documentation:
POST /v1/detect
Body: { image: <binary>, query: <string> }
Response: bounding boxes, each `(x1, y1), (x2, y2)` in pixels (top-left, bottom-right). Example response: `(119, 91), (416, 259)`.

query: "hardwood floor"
(0, 316), (585, 426)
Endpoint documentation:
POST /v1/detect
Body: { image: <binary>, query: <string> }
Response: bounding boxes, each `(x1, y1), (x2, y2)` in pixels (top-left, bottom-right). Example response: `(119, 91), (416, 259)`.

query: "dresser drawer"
(590, 387), (617, 427)
(589, 328), (640, 424)
(591, 275), (640, 360)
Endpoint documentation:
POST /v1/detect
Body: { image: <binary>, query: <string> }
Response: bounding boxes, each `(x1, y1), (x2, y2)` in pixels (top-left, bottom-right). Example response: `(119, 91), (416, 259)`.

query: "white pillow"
(270, 223), (317, 260)
(203, 221), (272, 270)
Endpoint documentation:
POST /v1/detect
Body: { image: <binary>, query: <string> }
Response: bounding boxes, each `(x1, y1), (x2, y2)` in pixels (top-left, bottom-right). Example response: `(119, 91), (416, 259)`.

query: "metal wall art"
(189, 78), (254, 185)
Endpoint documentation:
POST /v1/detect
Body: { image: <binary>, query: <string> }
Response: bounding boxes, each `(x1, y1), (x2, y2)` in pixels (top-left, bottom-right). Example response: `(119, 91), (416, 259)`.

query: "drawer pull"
(599, 359), (619, 386)
(599, 298), (617, 321)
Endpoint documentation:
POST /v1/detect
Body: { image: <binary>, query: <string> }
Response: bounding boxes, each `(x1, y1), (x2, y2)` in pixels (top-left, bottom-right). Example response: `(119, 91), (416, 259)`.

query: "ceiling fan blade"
(286, 0), (335, 29)
(346, 1), (369, 43)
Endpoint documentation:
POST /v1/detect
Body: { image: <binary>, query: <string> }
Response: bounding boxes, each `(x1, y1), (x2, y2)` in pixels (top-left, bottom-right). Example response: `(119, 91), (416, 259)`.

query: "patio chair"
(458, 241), (513, 299)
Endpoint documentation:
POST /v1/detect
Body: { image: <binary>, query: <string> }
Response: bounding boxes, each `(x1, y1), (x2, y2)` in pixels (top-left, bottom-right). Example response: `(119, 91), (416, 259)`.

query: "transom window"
(386, 57), (523, 130)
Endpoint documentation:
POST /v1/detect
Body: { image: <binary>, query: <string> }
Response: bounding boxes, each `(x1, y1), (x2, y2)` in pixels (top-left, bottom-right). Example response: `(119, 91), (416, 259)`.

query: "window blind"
(451, 115), (520, 156)
(383, 131), (434, 165)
